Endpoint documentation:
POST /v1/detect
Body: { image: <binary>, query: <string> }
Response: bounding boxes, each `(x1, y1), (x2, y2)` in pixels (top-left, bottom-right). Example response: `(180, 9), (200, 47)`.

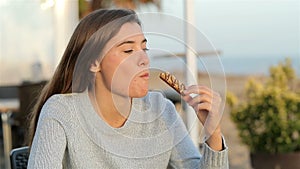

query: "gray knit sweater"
(28, 91), (228, 169)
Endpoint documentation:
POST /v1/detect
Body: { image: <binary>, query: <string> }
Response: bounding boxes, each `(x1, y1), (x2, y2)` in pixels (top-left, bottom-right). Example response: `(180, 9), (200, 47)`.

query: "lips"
(139, 71), (150, 79)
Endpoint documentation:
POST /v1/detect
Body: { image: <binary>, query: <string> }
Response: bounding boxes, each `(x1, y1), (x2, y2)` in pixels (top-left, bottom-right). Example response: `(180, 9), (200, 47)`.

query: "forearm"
(205, 127), (224, 151)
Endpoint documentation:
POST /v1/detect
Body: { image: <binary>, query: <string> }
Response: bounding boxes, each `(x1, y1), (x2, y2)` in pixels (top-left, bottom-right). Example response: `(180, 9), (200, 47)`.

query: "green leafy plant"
(227, 58), (300, 154)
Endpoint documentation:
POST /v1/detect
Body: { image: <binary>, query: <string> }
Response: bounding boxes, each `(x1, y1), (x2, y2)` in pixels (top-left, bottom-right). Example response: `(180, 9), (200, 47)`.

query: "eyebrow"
(117, 38), (147, 47)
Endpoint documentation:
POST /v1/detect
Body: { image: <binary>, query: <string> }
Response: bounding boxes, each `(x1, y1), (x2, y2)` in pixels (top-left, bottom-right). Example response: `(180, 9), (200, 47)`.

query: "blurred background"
(0, 0), (299, 85)
(0, 0), (299, 169)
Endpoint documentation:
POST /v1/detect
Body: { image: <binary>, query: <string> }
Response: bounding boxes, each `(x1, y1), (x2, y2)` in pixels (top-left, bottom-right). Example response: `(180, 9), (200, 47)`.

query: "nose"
(138, 50), (150, 67)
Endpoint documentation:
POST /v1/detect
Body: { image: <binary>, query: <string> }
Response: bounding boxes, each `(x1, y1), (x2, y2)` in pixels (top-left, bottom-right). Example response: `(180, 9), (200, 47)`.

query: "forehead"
(107, 22), (144, 47)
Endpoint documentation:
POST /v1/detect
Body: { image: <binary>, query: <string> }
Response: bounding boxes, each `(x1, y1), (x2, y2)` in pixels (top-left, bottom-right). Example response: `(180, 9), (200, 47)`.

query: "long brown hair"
(28, 9), (141, 146)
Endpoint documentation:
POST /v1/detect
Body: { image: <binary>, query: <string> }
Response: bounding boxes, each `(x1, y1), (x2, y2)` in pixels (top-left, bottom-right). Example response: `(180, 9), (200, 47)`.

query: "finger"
(195, 103), (221, 121)
(182, 86), (218, 105)
(181, 94), (193, 103)
(183, 85), (213, 97)
(188, 94), (213, 108)
(194, 102), (212, 113)
(188, 87), (222, 105)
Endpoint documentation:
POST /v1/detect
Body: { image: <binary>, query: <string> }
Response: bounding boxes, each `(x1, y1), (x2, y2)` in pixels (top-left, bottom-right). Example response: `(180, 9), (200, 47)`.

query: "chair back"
(10, 146), (29, 169)
(18, 81), (47, 121)
(13, 81), (47, 147)
(0, 85), (18, 99)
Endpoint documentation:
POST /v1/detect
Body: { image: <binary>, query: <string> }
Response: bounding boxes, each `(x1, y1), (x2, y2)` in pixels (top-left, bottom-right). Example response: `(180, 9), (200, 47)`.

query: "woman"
(28, 9), (228, 168)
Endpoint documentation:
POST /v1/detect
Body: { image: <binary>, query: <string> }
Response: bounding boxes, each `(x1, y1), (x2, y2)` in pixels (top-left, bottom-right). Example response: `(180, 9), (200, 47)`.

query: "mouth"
(139, 71), (150, 79)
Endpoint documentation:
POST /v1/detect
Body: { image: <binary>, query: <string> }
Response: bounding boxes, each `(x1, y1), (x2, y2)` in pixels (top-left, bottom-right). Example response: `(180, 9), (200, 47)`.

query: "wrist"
(206, 126), (223, 151)
(212, 125), (222, 136)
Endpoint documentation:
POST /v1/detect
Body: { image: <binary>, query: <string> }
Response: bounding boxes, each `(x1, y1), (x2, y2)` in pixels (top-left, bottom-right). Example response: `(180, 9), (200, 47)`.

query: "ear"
(89, 60), (101, 72)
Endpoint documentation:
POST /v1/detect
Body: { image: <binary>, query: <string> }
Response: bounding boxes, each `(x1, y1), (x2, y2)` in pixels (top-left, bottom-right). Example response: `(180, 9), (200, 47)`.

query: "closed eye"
(124, 50), (133, 54)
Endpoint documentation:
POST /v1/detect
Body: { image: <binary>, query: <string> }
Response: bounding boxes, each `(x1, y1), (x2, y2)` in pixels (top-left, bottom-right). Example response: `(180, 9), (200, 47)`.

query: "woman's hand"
(181, 85), (223, 151)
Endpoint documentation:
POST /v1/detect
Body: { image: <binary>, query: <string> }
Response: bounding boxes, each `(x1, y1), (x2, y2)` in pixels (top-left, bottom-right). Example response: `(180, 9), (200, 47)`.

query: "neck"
(88, 82), (132, 128)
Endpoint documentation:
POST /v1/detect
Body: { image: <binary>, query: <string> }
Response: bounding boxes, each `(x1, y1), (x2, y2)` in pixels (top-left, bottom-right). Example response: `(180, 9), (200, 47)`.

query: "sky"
(157, 0), (299, 58)
(0, 0), (299, 84)
(140, 0), (300, 75)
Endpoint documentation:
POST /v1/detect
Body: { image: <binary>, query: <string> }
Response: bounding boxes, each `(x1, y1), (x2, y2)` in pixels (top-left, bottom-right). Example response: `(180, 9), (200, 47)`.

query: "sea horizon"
(150, 55), (300, 76)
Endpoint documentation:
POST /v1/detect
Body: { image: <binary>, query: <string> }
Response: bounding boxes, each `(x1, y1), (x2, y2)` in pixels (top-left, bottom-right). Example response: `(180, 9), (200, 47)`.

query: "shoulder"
(42, 93), (73, 111)
(145, 92), (188, 139)
(146, 91), (180, 122)
(39, 93), (77, 121)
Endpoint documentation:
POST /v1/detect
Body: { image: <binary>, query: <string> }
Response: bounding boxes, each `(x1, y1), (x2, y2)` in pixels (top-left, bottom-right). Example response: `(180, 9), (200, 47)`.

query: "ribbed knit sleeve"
(199, 141), (229, 169)
(28, 96), (67, 169)
(168, 122), (229, 169)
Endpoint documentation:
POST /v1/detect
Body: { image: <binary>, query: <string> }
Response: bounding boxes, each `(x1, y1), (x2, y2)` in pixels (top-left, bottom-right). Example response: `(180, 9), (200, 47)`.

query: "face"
(93, 22), (150, 98)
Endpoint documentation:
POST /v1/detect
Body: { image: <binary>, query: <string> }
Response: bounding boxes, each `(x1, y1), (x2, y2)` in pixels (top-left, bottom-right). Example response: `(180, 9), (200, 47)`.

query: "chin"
(130, 88), (149, 98)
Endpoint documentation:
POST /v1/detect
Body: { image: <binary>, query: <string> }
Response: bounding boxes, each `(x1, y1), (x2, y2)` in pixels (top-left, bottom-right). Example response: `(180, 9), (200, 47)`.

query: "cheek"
(101, 53), (147, 96)
(112, 57), (138, 81)
(101, 52), (126, 82)
(108, 58), (138, 93)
